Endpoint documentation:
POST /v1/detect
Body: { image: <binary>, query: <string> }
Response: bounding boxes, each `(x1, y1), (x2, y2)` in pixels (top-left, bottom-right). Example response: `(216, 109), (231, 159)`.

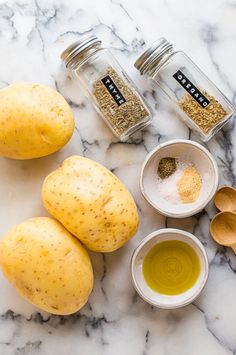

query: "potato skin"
(42, 156), (139, 252)
(0, 217), (93, 315)
(0, 83), (74, 159)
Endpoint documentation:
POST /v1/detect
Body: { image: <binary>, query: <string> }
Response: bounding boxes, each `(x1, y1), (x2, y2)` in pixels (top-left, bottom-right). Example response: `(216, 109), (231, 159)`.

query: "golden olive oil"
(142, 240), (200, 295)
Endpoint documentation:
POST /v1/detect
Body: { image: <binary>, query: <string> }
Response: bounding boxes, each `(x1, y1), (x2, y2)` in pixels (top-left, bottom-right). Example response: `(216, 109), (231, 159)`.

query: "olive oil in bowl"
(142, 240), (200, 295)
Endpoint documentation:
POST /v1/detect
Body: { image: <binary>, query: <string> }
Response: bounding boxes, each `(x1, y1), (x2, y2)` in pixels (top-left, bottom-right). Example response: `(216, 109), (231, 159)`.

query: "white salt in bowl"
(140, 139), (218, 218)
(131, 228), (209, 309)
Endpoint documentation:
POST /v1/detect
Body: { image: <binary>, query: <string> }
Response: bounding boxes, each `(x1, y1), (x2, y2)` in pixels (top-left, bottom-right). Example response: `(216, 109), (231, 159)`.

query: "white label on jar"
(101, 75), (126, 106)
(173, 70), (210, 108)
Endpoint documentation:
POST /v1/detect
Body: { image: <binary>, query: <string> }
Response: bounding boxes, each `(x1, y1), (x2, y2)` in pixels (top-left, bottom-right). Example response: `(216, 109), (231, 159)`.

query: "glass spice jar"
(61, 34), (152, 141)
(134, 38), (235, 141)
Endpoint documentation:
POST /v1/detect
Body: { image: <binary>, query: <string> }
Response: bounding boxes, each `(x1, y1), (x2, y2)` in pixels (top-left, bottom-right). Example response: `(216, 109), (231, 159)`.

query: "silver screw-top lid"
(134, 38), (173, 75)
(61, 33), (102, 68)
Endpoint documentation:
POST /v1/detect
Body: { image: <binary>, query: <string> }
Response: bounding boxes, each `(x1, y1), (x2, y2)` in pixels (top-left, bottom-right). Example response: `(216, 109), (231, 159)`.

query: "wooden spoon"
(210, 211), (236, 251)
(214, 186), (236, 213)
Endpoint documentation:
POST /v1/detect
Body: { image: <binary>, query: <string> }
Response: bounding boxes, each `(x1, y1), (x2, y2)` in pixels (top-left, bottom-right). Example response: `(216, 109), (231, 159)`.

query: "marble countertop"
(0, 0), (236, 354)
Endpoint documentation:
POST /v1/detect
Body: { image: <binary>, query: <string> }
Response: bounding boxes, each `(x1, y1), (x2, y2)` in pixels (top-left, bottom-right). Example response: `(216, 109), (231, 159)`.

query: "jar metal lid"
(61, 33), (102, 68)
(134, 37), (173, 75)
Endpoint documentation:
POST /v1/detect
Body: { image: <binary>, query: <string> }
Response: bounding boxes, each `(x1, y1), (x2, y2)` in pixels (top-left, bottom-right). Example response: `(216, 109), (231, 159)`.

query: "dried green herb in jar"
(157, 157), (177, 179)
(178, 91), (228, 133)
(93, 66), (150, 138)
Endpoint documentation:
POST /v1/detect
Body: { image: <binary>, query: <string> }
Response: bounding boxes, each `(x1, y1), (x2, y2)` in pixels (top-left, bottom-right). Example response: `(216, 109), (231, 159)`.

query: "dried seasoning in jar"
(93, 66), (151, 138)
(135, 37), (235, 142)
(178, 91), (228, 133)
(61, 34), (152, 142)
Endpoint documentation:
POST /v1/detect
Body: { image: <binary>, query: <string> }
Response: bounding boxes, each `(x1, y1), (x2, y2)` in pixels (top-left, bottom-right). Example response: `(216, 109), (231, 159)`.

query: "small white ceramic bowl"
(140, 139), (219, 218)
(131, 228), (209, 309)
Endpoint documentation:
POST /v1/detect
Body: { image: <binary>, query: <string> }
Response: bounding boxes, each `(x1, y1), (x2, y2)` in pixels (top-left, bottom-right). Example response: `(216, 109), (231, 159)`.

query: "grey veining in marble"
(0, 0), (236, 354)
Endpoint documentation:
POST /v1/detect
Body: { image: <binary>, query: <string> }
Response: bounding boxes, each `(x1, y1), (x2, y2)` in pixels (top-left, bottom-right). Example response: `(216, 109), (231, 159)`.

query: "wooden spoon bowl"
(210, 211), (236, 248)
(214, 186), (236, 213)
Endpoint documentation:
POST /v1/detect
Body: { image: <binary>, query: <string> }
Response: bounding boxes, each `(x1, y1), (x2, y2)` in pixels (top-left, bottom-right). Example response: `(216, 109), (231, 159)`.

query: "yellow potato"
(0, 83), (74, 159)
(42, 156), (139, 252)
(0, 217), (93, 315)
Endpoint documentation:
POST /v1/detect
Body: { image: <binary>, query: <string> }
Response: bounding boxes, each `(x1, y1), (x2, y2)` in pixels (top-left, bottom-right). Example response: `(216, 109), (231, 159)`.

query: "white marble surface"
(0, 0), (236, 354)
